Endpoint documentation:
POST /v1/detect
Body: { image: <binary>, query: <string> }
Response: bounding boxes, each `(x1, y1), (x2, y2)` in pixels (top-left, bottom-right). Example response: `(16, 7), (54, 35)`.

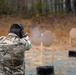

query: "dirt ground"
(0, 14), (76, 75)
(0, 14), (76, 50)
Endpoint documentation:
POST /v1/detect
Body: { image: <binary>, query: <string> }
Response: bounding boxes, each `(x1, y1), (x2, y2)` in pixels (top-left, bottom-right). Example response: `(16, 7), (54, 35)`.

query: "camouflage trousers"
(0, 60), (25, 75)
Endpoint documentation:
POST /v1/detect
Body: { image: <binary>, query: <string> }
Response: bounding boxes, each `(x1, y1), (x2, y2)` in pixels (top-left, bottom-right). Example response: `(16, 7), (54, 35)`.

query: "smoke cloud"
(30, 27), (42, 44)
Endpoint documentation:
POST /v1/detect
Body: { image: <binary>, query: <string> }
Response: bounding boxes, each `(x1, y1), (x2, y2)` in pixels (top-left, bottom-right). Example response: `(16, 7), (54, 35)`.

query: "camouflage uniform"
(0, 33), (31, 75)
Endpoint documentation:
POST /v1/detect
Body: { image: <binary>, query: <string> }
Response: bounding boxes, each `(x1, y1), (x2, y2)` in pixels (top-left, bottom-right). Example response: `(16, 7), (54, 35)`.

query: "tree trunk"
(63, 0), (66, 11)
(51, 0), (55, 12)
(60, 0), (63, 11)
(66, 0), (71, 12)
(70, 0), (75, 13)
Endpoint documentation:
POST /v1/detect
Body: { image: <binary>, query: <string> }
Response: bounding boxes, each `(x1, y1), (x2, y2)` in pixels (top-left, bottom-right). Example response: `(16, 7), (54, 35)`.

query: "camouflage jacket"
(0, 33), (31, 50)
(0, 33), (31, 75)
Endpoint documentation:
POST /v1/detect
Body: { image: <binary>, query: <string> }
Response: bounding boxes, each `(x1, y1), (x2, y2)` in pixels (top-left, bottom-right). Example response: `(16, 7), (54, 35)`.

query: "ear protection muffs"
(9, 24), (24, 38)
(17, 24), (24, 36)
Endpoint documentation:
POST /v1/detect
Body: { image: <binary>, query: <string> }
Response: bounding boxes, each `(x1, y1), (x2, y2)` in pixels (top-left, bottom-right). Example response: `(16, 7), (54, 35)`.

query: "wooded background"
(0, 0), (76, 15)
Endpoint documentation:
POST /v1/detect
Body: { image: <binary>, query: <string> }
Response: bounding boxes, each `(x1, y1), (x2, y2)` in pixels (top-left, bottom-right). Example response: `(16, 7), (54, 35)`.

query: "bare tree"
(51, 0), (55, 12)
(70, 0), (75, 13)
(63, 0), (66, 11)
(0, 0), (76, 15)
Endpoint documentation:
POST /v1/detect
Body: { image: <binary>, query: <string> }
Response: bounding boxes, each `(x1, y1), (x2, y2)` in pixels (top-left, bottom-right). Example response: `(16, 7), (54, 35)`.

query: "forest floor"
(0, 14), (76, 50)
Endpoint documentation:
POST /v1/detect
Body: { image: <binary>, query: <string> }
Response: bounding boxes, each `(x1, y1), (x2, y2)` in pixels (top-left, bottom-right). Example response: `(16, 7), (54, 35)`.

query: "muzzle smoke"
(30, 27), (54, 47)
(30, 27), (41, 44)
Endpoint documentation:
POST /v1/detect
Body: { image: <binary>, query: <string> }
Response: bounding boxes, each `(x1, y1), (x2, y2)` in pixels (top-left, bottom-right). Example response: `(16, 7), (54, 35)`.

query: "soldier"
(0, 24), (31, 75)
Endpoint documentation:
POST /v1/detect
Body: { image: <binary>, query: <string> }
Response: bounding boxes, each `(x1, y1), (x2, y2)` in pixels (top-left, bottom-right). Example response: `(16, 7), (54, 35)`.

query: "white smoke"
(30, 27), (54, 46)
(30, 27), (42, 44)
